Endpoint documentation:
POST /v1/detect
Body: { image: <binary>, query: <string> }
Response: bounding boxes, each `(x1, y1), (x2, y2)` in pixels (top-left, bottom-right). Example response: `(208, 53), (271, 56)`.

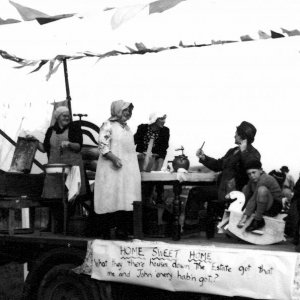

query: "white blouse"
(98, 121), (112, 155)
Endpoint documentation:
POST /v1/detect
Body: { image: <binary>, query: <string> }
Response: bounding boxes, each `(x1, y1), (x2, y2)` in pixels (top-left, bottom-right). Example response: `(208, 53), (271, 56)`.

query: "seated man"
(184, 121), (260, 233)
(237, 160), (283, 232)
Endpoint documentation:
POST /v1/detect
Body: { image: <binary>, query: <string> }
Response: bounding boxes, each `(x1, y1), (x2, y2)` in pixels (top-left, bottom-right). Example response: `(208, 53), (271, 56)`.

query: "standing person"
(31, 106), (87, 232)
(94, 100), (141, 239)
(134, 112), (170, 172)
(237, 160), (283, 232)
(134, 112), (170, 204)
(36, 106), (87, 198)
(280, 165), (295, 200)
(184, 121), (261, 236)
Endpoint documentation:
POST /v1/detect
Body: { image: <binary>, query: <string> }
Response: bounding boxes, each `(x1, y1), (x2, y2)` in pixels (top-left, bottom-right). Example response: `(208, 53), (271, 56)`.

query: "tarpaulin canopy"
(1, 0), (300, 178)
(1, 0), (300, 79)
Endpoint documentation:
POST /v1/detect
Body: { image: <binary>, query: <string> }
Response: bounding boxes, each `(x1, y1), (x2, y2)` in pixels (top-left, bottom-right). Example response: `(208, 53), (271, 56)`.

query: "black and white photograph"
(0, 0), (300, 299)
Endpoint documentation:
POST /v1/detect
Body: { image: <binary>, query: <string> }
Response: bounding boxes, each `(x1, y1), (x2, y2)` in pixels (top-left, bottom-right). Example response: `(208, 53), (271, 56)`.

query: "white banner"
(89, 240), (299, 299)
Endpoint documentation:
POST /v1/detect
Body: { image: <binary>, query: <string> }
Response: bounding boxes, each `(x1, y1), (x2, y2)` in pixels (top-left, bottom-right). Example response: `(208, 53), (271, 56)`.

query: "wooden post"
(63, 58), (72, 121)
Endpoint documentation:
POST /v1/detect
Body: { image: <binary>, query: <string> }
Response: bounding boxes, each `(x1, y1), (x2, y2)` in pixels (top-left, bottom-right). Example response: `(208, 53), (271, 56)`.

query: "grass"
(0, 263), (24, 300)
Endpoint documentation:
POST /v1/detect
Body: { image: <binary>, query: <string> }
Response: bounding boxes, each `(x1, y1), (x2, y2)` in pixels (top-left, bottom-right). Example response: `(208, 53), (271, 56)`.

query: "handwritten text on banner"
(91, 240), (298, 299)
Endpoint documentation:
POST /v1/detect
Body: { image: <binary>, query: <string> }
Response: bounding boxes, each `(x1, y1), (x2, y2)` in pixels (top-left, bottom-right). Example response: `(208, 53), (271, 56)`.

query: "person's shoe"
(245, 218), (265, 232)
(237, 215), (249, 228)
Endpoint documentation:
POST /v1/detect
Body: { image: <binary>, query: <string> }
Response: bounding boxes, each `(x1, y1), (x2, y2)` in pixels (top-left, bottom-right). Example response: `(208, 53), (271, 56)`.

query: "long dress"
(94, 121), (141, 214)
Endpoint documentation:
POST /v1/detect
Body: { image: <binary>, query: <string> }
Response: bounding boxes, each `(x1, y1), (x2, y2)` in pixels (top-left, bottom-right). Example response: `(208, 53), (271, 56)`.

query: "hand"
(196, 148), (205, 160)
(239, 139), (248, 152)
(112, 157), (122, 169)
(137, 152), (145, 159)
(60, 141), (70, 149)
(282, 197), (290, 211)
(225, 193), (231, 200)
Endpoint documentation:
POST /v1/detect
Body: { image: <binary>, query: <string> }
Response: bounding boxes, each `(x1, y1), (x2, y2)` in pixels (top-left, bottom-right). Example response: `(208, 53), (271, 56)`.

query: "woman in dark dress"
(134, 112), (170, 203)
(134, 112), (170, 171)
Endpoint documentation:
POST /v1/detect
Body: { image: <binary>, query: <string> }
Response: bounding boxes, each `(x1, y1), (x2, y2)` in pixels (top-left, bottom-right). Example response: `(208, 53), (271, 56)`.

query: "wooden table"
(133, 172), (217, 241)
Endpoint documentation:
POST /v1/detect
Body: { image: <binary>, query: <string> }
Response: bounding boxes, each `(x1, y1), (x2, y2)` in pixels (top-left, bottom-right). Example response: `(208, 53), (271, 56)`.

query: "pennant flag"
(271, 30), (285, 38)
(10, 1), (49, 21)
(240, 35), (254, 42)
(0, 50), (24, 63)
(149, 0), (186, 14)
(281, 28), (300, 37)
(36, 14), (74, 25)
(0, 17), (20, 25)
(29, 60), (48, 74)
(258, 30), (271, 39)
(13, 60), (38, 69)
(10, 1), (75, 24)
(46, 58), (63, 81)
(111, 4), (147, 29)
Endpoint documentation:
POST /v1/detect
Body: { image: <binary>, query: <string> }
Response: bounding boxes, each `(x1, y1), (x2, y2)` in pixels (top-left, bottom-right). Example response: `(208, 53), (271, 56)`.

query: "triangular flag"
(271, 30), (285, 38)
(258, 30), (271, 39)
(0, 17), (20, 25)
(281, 28), (300, 37)
(240, 35), (254, 42)
(36, 14), (74, 25)
(111, 4), (147, 29)
(149, 0), (185, 14)
(29, 60), (48, 74)
(46, 58), (63, 81)
(0, 50), (23, 63)
(10, 1), (75, 24)
(10, 0), (49, 21)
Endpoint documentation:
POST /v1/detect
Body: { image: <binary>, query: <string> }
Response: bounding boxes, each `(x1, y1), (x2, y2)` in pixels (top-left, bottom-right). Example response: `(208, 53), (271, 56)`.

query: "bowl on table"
(44, 163), (72, 175)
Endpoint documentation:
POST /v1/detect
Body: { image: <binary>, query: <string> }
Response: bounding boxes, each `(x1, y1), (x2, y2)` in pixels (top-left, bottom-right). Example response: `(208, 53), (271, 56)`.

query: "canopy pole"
(63, 58), (72, 121)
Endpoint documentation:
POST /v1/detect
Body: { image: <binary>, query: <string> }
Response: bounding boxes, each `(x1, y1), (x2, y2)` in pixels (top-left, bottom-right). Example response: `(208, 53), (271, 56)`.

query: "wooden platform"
(0, 230), (295, 253)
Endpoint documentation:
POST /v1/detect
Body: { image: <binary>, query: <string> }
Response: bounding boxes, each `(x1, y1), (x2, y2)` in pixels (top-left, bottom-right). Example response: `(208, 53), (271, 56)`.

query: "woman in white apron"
(94, 100), (141, 239)
(39, 106), (86, 198)
(33, 106), (87, 231)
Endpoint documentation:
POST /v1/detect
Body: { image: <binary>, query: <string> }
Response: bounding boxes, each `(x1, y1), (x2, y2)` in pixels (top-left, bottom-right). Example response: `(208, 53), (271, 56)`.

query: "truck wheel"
(22, 247), (113, 300)
(22, 248), (86, 300)
(37, 263), (101, 300)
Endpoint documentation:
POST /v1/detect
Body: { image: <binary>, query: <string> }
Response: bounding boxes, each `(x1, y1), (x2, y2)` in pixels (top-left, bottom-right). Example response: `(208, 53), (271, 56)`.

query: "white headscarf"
(149, 112), (167, 125)
(108, 100), (133, 122)
(54, 106), (69, 120)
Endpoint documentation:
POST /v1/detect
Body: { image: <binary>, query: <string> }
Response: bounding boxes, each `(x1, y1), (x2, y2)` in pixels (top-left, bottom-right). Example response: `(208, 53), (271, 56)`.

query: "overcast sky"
(1, 0), (300, 180)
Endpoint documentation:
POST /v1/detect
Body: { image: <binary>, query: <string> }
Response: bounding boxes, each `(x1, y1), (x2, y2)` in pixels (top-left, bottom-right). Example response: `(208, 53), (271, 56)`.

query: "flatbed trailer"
(0, 228), (298, 300)
(0, 126), (299, 300)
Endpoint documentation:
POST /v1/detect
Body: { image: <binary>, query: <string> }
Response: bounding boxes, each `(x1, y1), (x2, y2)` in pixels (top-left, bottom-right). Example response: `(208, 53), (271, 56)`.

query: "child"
(237, 160), (283, 232)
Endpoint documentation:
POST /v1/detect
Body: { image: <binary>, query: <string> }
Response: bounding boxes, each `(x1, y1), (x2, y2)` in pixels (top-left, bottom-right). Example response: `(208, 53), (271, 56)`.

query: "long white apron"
(94, 122), (141, 214)
(42, 128), (86, 198)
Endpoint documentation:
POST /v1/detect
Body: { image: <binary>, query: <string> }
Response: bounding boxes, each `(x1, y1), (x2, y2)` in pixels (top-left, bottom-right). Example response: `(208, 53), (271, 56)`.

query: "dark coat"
(134, 124), (170, 159)
(201, 144), (261, 201)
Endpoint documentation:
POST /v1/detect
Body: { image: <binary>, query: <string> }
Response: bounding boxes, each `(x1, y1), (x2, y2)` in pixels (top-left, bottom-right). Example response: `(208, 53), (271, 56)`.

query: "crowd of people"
(32, 101), (299, 241)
